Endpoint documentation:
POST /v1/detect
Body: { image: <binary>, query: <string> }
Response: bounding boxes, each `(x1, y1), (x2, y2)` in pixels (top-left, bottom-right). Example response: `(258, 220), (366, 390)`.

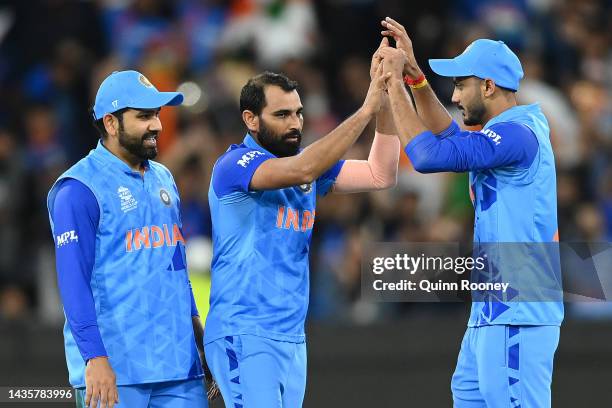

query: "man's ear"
(103, 114), (119, 137)
(242, 110), (259, 134)
(482, 79), (496, 98)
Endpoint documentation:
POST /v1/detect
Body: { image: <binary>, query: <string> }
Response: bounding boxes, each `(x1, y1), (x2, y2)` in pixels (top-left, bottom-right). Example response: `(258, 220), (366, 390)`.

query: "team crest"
(160, 189), (171, 206)
(298, 183), (312, 194)
(138, 74), (153, 88)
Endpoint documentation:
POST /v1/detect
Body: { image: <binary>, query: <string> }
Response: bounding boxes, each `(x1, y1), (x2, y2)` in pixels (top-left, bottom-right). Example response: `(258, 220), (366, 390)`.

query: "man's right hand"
(370, 37), (389, 80)
(84, 357), (118, 408)
(363, 63), (392, 116)
(381, 17), (423, 79)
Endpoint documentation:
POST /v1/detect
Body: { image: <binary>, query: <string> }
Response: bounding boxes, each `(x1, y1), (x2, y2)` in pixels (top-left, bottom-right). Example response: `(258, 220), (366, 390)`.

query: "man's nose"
(149, 116), (162, 132)
(289, 113), (302, 130)
(451, 89), (460, 105)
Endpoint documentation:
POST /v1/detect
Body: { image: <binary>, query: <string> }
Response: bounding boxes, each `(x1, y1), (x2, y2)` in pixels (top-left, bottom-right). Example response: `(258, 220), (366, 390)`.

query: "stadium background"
(0, 0), (610, 406)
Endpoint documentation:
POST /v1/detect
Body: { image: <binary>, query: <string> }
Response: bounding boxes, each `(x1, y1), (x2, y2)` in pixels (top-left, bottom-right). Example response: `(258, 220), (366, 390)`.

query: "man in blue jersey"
(47, 71), (214, 407)
(204, 47), (402, 407)
(379, 18), (562, 408)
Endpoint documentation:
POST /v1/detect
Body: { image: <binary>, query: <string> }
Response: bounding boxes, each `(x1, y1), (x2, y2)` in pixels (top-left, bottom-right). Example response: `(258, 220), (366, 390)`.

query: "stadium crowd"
(0, 0), (610, 325)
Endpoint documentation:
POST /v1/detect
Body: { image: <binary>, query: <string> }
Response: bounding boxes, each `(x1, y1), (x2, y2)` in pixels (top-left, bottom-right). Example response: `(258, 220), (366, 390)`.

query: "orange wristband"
(403, 73), (425, 86)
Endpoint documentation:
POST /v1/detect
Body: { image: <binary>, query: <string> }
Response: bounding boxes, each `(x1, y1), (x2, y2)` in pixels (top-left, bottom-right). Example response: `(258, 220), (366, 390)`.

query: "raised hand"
(370, 36), (390, 80)
(363, 63), (392, 116)
(381, 17), (423, 79)
(378, 47), (408, 81)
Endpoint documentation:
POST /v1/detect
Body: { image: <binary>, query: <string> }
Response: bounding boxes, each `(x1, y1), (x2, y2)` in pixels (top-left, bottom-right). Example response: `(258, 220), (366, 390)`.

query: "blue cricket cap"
(93, 70), (184, 120)
(428, 39), (524, 91)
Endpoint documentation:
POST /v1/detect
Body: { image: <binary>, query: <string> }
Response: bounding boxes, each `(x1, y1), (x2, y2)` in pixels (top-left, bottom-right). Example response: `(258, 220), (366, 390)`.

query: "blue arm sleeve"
(52, 178), (107, 361)
(405, 121), (538, 173)
(316, 160), (345, 196)
(189, 280), (199, 317)
(212, 148), (273, 197)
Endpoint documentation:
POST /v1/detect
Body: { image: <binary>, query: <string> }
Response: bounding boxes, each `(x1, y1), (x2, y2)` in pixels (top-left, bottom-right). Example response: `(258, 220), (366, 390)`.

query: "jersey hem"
(70, 373), (204, 389)
(204, 330), (305, 345)
(467, 321), (563, 328)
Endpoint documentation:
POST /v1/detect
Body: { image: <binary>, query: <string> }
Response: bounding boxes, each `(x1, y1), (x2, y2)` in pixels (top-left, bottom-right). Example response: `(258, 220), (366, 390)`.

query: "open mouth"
(143, 135), (158, 148)
(284, 133), (301, 144)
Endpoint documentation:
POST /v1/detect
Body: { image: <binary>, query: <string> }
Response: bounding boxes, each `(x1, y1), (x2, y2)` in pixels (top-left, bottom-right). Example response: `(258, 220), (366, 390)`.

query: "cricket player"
(47, 71), (212, 407)
(204, 56), (400, 406)
(379, 18), (563, 408)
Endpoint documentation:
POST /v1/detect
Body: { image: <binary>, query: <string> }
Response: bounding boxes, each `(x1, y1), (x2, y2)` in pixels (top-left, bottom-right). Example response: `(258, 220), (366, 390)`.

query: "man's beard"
(460, 96), (487, 126)
(257, 119), (301, 158)
(118, 127), (158, 161)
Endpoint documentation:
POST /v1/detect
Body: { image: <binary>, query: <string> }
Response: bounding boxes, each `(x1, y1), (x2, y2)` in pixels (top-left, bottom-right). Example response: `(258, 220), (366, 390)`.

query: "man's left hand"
(379, 47), (407, 80)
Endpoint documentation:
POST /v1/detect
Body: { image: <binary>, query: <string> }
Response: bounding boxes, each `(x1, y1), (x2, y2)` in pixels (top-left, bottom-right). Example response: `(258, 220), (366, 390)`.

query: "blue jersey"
(406, 104), (563, 327)
(47, 141), (202, 387)
(49, 179), (200, 363)
(204, 134), (343, 344)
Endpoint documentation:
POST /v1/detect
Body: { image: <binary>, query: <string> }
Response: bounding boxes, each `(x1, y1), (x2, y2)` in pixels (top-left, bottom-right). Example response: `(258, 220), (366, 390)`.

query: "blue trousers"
(451, 325), (560, 408)
(75, 377), (206, 408)
(205, 335), (307, 408)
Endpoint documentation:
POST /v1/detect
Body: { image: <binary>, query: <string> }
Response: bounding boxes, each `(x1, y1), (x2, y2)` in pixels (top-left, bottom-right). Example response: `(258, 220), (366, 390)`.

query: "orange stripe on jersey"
(172, 224), (185, 246)
(552, 229), (559, 242)
(285, 208), (300, 231)
(126, 230), (133, 252)
(151, 225), (164, 248)
(302, 210), (312, 232)
(163, 224), (171, 245)
(276, 206), (285, 228)
(134, 227), (151, 250)
(308, 210), (315, 230)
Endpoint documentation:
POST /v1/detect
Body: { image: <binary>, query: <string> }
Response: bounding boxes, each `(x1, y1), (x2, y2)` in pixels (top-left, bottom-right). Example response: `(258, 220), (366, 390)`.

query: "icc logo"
(160, 189), (171, 206)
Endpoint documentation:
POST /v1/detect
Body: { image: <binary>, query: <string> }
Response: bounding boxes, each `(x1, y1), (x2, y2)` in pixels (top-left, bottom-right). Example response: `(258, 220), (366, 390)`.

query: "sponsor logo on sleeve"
(237, 151), (266, 168)
(482, 128), (502, 145)
(56, 230), (79, 247)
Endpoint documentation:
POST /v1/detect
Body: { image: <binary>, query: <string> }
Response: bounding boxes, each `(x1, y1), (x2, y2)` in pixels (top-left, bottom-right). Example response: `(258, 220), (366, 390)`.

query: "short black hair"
(91, 107), (128, 139)
(239, 72), (298, 115)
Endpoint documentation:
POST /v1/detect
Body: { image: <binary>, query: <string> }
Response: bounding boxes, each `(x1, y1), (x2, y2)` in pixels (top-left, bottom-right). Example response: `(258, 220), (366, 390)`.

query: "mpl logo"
(237, 151), (266, 168)
(56, 230), (79, 247)
(482, 128), (502, 146)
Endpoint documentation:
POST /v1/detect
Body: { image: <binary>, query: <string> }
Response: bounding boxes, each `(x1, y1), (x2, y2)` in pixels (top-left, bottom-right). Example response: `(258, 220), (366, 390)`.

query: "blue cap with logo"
(428, 39), (524, 91)
(93, 70), (184, 120)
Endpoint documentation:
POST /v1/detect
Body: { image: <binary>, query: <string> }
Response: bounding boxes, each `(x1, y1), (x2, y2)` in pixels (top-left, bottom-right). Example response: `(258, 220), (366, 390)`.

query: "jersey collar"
(243, 133), (277, 158)
(92, 139), (149, 175)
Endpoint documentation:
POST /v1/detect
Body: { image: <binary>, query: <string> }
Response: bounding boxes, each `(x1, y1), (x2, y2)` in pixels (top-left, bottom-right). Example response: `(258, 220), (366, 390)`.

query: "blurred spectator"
(0, 128), (25, 285)
(219, 0), (319, 68)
